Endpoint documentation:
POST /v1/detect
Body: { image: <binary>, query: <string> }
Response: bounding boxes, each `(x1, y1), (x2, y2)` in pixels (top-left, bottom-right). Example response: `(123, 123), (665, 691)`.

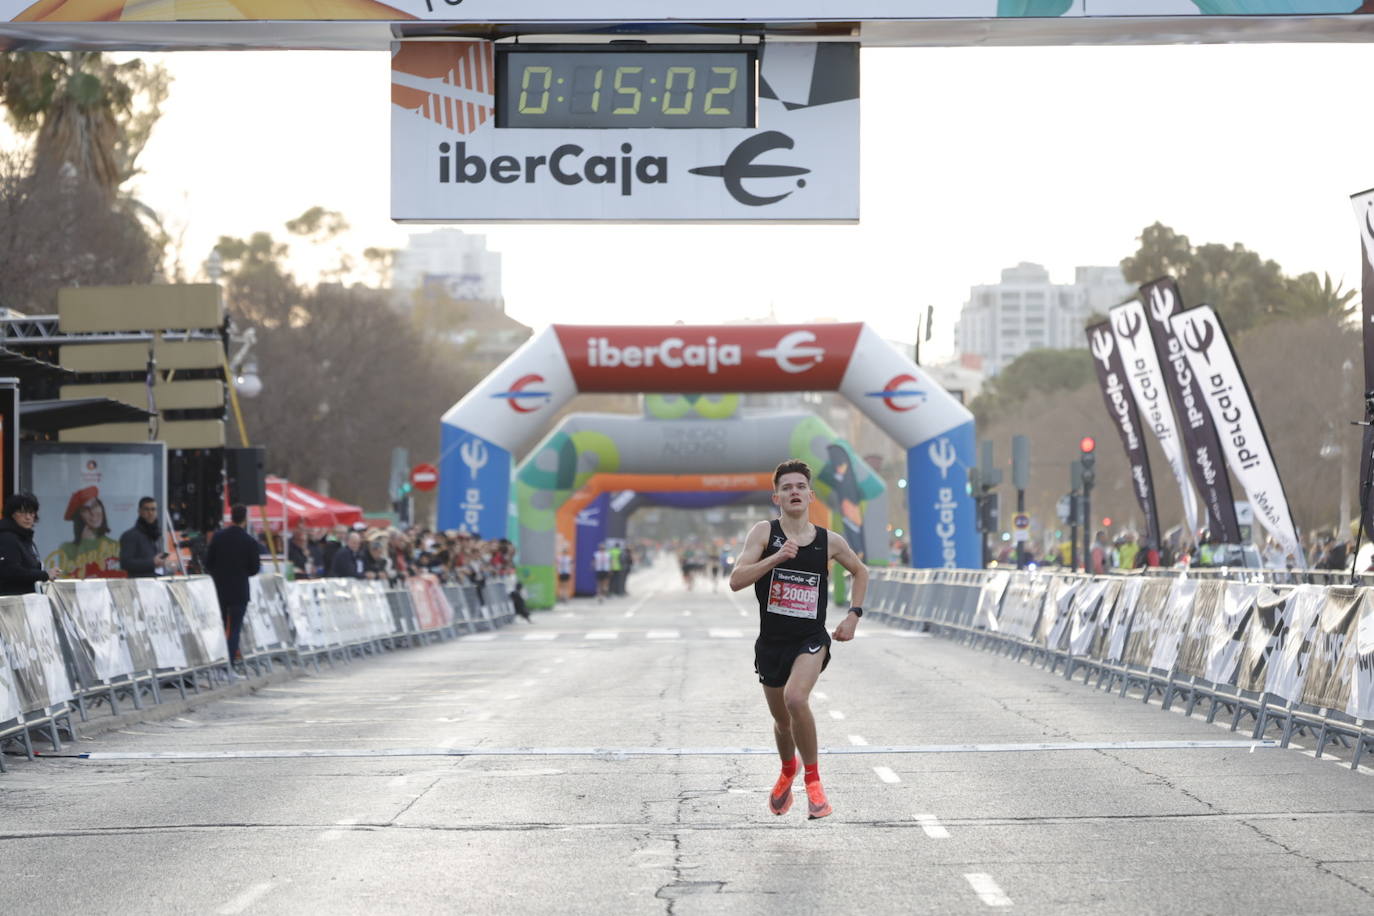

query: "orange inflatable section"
(555, 472), (825, 559)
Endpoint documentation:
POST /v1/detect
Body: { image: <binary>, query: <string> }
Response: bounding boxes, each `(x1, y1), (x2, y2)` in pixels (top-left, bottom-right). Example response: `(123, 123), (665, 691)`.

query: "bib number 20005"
(767, 568), (821, 619)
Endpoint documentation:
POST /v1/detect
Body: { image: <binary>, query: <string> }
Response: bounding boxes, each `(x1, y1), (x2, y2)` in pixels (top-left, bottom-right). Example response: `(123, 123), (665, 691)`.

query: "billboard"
(392, 41), (859, 222)
(20, 442), (167, 579)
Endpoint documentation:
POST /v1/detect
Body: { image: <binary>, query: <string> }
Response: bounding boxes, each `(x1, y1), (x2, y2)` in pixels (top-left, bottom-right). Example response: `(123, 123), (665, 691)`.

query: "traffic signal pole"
(1079, 436), (1097, 573)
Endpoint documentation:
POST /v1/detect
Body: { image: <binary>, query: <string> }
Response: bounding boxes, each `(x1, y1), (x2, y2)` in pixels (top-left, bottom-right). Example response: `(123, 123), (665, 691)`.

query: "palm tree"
(1280, 271), (1357, 324)
(0, 50), (168, 196)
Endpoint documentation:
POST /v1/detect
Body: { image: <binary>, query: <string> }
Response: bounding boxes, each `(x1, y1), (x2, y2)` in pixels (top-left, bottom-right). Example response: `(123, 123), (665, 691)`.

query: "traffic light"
(980, 491), (1000, 532)
(1079, 436), (1096, 488)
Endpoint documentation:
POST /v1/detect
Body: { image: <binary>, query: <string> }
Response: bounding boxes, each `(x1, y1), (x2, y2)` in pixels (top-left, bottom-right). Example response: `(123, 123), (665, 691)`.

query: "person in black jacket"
(204, 504), (262, 663)
(0, 492), (50, 597)
(329, 531), (365, 578)
(118, 496), (169, 578)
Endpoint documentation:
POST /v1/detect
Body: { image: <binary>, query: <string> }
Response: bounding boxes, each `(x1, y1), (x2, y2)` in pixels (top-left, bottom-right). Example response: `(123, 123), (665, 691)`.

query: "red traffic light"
(1079, 436), (1096, 454)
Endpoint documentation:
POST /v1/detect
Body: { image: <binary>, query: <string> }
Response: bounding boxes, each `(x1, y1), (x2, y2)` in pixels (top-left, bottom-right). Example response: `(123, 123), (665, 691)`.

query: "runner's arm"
(729, 521), (785, 591)
(830, 533), (869, 610)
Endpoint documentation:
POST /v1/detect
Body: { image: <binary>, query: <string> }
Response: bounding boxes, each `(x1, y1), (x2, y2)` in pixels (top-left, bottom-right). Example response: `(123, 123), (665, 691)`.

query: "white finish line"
(70, 739), (1278, 761)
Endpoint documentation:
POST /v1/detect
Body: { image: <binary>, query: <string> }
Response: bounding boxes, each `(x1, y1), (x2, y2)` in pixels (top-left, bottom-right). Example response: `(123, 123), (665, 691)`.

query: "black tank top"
(754, 519), (829, 643)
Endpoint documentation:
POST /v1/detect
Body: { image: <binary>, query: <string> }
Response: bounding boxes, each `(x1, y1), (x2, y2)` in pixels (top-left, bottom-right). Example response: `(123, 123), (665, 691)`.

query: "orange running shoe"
(805, 780), (832, 819)
(768, 771), (794, 816)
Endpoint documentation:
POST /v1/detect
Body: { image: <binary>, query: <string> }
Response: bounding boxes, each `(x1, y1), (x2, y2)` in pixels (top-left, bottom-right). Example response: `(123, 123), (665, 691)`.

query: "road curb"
(70, 667), (303, 741)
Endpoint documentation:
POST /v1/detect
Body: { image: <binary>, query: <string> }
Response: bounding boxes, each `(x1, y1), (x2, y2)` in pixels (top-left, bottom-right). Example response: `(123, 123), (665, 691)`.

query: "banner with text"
(1139, 278), (1241, 543)
(1169, 305), (1301, 560)
(1087, 320), (1161, 549)
(1109, 299), (1200, 540)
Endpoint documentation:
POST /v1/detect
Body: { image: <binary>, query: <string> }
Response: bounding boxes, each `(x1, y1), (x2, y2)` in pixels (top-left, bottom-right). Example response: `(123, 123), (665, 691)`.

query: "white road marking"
(829, 710), (846, 721)
(585, 631), (619, 640)
(216, 882), (276, 914)
(623, 610), (636, 618)
(873, 766), (900, 784)
(537, 668), (552, 674)
(439, 735), (463, 748)
(848, 735), (868, 746)
(387, 775), (409, 788)
(647, 630), (680, 639)
(708, 628), (743, 638)
(890, 631), (930, 638)
(466, 634), (499, 642)
(503, 693), (521, 700)
(965, 873), (1012, 907)
(558, 612), (575, 618)
(523, 633), (558, 641)
(915, 814), (950, 839)
(521, 679), (536, 687)
(475, 711), (493, 722)
(681, 610), (693, 617)
(813, 691), (828, 701)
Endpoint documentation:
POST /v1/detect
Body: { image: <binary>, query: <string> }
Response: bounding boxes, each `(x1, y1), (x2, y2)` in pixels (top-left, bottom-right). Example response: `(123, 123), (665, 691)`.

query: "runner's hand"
(775, 540), (800, 563)
(832, 614), (858, 642)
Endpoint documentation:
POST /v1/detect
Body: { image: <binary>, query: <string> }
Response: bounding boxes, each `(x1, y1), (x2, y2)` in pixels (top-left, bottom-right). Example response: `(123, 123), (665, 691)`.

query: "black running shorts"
(754, 633), (831, 688)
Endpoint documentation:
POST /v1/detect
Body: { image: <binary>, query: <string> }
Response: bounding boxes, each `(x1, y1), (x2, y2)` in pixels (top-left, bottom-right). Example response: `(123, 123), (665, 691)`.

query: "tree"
(1120, 223), (1290, 333)
(0, 51), (170, 310)
(0, 51), (168, 194)
(970, 348), (1094, 424)
(1278, 271), (1357, 323)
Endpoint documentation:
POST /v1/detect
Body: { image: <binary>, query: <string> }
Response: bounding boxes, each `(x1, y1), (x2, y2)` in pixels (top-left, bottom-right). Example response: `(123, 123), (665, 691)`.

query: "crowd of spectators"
(267, 523), (519, 590)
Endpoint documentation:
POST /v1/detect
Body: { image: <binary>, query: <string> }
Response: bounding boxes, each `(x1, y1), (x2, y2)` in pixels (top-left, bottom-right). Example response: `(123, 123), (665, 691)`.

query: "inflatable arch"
(515, 412), (886, 608)
(438, 323), (978, 592)
(556, 471), (823, 600)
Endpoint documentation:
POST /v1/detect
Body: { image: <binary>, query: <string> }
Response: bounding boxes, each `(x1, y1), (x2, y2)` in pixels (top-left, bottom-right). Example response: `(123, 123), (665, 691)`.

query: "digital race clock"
(497, 46), (757, 130)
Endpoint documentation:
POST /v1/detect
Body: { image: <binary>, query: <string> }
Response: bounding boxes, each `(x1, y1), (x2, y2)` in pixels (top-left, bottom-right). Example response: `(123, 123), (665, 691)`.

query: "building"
(954, 262), (1134, 376)
(392, 229), (503, 304)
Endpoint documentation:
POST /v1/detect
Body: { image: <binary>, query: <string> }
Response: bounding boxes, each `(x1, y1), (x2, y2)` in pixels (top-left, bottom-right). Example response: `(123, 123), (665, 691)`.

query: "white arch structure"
(438, 323), (977, 569)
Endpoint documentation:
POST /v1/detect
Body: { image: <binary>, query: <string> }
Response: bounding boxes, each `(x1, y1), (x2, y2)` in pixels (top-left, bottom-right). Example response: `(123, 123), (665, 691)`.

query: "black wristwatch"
(848, 606), (863, 618)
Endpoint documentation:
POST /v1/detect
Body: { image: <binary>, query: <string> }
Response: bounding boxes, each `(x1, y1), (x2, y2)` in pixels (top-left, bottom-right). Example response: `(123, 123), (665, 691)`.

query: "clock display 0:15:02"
(497, 49), (756, 129)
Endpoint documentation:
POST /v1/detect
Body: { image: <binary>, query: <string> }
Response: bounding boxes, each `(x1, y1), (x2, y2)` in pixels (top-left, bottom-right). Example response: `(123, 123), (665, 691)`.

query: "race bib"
(767, 568), (820, 619)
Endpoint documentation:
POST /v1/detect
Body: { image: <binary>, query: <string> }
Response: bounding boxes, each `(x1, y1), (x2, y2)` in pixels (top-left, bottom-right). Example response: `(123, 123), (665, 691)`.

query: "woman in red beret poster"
(45, 486), (122, 578)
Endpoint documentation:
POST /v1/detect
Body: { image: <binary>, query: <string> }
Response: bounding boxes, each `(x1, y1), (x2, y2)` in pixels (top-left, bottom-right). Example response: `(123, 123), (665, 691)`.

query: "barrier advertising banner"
(21, 442), (166, 580)
(1168, 305), (1302, 560)
(1087, 320), (1161, 549)
(1139, 278), (1242, 543)
(1109, 300), (1201, 540)
(1351, 188), (1374, 539)
(393, 41), (858, 222)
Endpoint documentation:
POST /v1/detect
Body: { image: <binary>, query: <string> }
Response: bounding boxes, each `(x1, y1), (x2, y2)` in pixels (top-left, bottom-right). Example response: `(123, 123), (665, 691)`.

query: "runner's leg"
(762, 685), (795, 763)
(782, 650), (826, 765)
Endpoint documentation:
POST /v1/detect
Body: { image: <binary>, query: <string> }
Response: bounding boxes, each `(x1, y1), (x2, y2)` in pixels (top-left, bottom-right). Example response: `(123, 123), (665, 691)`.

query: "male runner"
(729, 459), (868, 819)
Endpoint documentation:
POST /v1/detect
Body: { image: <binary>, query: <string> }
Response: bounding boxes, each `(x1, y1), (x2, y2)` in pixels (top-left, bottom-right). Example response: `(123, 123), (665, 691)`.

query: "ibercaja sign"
(391, 40), (859, 222)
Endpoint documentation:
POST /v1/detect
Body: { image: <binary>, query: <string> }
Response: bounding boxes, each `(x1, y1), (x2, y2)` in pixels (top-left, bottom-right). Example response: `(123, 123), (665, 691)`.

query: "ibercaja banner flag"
(1139, 277), (1242, 544)
(1086, 320), (1161, 549)
(1350, 188), (1374, 541)
(1168, 305), (1302, 562)
(1109, 298), (1201, 540)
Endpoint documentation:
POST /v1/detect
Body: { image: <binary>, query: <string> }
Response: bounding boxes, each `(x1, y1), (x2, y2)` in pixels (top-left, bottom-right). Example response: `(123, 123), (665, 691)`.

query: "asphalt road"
(3, 558), (1374, 914)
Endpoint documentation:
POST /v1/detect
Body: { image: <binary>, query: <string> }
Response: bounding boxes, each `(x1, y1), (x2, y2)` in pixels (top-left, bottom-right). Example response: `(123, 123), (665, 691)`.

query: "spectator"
(118, 496), (169, 578)
(363, 535), (389, 580)
(330, 531), (365, 578)
(204, 504), (262, 664)
(0, 492), (50, 596)
(287, 527), (314, 578)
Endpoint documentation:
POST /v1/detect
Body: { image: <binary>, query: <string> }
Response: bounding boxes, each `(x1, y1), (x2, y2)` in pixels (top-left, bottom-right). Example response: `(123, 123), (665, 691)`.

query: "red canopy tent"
(224, 476), (364, 531)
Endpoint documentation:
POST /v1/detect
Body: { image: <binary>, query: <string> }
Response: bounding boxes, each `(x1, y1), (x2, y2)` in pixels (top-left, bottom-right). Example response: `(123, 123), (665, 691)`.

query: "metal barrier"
(870, 566), (1374, 770)
(0, 571), (520, 772)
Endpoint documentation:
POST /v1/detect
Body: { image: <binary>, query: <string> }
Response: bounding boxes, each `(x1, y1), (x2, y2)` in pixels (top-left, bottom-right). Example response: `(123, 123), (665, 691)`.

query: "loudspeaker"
(225, 446), (267, 506)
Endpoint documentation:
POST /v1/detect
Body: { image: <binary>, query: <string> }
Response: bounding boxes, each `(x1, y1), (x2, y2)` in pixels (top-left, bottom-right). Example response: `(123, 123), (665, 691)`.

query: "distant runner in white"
(729, 459), (868, 820)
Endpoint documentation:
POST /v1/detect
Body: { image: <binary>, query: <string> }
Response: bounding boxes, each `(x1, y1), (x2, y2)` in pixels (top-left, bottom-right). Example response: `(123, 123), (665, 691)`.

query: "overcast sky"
(117, 41), (1374, 360)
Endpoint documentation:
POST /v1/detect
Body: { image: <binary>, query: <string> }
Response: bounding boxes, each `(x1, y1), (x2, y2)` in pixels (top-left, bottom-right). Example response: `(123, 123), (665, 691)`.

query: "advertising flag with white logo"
(1086, 320), (1161, 549)
(1350, 188), (1374, 539)
(1109, 299), (1201, 540)
(1168, 304), (1301, 560)
(1139, 277), (1241, 543)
